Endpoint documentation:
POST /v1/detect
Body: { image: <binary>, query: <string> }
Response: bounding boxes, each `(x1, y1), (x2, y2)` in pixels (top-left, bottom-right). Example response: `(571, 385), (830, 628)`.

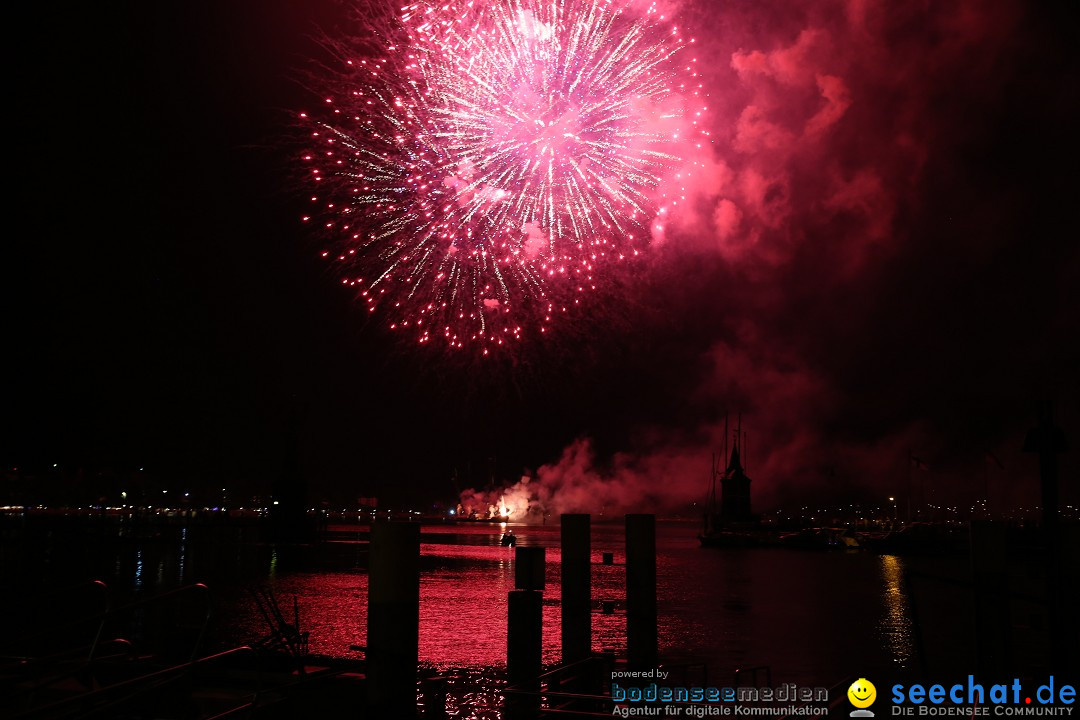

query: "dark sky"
(5, 0), (1078, 511)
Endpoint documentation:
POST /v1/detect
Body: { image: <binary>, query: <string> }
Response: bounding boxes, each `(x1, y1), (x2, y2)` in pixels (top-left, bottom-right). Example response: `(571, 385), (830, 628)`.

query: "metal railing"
(3, 581), (217, 718)
(504, 655), (616, 719)
(13, 645), (260, 720)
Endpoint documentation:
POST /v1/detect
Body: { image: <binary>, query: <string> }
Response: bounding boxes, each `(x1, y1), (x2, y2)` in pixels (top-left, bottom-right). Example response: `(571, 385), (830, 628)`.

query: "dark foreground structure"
(2, 499), (1077, 719)
(0, 513), (665, 719)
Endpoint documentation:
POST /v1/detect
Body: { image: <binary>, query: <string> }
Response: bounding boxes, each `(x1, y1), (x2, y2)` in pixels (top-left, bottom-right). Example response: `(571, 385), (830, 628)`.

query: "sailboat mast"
(709, 453), (717, 508)
(724, 413), (729, 468)
(737, 413), (742, 456)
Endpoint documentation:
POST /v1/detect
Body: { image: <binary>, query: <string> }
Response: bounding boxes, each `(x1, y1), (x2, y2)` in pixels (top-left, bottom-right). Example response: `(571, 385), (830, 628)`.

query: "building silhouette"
(720, 444), (753, 523)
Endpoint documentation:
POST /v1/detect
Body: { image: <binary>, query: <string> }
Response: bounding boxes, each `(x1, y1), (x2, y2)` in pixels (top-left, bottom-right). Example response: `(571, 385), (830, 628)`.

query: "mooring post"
(507, 589), (543, 720)
(368, 522), (421, 719)
(970, 521), (1010, 679)
(515, 546), (546, 591)
(1023, 400), (1071, 676)
(561, 513), (591, 664)
(626, 513), (657, 669)
(1059, 524), (1080, 680)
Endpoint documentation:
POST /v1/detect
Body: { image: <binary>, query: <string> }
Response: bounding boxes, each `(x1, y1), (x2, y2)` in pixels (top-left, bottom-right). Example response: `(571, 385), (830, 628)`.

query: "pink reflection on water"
(417, 530), (633, 667)
(419, 543), (558, 668)
(229, 571), (367, 658)
(222, 521), (917, 683)
(226, 525), (614, 667)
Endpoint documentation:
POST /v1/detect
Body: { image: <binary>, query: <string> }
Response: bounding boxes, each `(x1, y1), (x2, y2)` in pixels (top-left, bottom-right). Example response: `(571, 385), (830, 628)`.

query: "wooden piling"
(626, 513), (657, 669)
(506, 589), (543, 720)
(367, 522), (420, 718)
(560, 514), (591, 664)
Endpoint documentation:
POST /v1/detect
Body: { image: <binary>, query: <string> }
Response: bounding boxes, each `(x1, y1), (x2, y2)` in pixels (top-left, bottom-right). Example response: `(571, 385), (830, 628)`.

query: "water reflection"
(214, 523), (917, 683)
(877, 554), (914, 669)
(4, 517), (925, 684)
(134, 547), (144, 590)
(178, 527), (187, 583)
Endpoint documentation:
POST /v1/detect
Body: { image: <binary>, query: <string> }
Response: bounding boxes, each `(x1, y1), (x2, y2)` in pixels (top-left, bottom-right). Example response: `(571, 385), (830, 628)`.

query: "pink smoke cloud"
(457, 0), (1073, 517)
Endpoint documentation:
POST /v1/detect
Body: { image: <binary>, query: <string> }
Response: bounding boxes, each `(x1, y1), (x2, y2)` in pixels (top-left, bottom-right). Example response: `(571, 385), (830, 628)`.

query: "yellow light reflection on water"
(878, 554), (915, 668)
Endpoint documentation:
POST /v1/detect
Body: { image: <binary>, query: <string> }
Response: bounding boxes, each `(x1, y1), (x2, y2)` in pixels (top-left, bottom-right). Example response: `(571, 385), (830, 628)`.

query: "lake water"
(2, 515), (980, 691)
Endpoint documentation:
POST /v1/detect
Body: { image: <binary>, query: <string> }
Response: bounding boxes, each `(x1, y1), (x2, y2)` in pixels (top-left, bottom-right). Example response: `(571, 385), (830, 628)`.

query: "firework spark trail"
(301, 0), (706, 352)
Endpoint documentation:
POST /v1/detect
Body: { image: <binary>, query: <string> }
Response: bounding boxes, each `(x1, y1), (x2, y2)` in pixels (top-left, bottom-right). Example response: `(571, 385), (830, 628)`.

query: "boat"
(699, 530), (761, 548)
(860, 522), (966, 555)
(776, 527), (862, 550)
(500, 530), (517, 546)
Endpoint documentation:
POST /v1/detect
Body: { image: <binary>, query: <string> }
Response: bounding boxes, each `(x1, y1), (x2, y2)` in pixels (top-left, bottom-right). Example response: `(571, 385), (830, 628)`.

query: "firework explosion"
(300, 0), (705, 352)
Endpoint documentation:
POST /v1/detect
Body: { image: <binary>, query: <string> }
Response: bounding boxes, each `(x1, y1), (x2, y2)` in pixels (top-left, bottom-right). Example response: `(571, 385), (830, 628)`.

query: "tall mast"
(737, 412), (742, 456)
(709, 453), (717, 509)
(724, 413), (729, 468)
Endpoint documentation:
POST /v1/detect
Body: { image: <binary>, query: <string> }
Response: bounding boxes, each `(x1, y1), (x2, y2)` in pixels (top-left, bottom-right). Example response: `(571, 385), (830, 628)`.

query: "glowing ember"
(300, 0), (705, 351)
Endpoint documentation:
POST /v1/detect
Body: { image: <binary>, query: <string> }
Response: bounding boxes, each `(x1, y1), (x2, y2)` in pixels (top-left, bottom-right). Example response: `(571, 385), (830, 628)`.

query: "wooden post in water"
(1023, 400), (1070, 676)
(561, 513), (591, 664)
(626, 513), (657, 669)
(1059, 524), (1080, 680)
(368, 522), (420, 719)
(515, 546), (546, 591)
(507, 589), (543, 720)
(970, 521), (1010, 679)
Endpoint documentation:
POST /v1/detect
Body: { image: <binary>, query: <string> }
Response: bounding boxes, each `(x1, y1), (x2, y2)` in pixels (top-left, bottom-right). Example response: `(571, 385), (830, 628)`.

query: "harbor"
(3, 505), (1076, 718)
(5, 0), (1078, 715)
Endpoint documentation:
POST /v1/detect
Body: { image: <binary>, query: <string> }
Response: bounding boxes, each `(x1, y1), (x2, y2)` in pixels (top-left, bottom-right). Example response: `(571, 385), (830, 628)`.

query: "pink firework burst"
(300, 0), (704, 353)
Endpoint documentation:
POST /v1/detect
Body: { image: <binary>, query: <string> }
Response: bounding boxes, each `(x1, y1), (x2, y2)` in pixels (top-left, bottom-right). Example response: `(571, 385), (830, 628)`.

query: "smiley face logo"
(848, 678), (877, 711)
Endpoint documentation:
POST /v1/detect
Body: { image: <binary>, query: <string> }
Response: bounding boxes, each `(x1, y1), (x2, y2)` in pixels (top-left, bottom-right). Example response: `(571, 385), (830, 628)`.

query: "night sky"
(5, 0), (1078, 512)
